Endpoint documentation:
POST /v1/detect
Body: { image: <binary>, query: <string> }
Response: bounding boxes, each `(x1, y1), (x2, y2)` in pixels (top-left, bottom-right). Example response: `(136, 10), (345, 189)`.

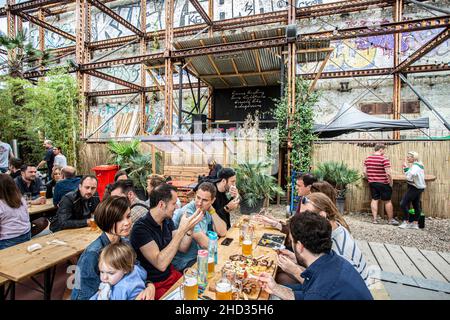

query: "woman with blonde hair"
(399, 151), (426, 230)
(276, 192), (370, 287)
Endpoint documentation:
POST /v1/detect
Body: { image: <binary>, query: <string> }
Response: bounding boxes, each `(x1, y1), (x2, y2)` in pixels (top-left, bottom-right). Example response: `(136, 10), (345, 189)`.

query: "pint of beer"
(89, 215), (98, 231)
(216, 279), (232, 300)
(182, 277), (199, 300)
(242, 239), (252, 256)
(207, 257), (215, 279)
(182, 268), (198, 300)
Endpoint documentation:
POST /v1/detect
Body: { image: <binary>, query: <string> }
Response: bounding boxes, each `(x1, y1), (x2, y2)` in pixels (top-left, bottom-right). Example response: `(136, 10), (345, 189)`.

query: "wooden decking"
(357, 240), (450, 283)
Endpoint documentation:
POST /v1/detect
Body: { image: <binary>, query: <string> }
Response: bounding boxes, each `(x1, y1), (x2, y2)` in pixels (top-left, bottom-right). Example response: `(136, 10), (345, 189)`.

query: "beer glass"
(25, 193), (32, 208)
(181, 267), (198, 300)
(39, 185), (47, 199)
(215, 277), (232, 300)
(221, 265), (242, 300)
(89, 214), (98, 231)
(239, 223), (248, 246)
(207, 256), (215, 279)
(241, 228), (254, 257)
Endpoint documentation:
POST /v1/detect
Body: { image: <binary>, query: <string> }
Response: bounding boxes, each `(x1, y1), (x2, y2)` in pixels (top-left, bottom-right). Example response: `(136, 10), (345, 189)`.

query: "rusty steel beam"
(87, 82), (206, 97)
(16, 11), (76, 41)
(296, 0), (393, 18)
(79, 52), (164, 71)
(84, 69), (143, 91)
(189, 0), (213, 26)
(51, 45), (76, 55)
(86, 0), (144, 37)
(303, 16), (450, 41)
(301, 64), (450, 79)
(394, 27), (450, 73)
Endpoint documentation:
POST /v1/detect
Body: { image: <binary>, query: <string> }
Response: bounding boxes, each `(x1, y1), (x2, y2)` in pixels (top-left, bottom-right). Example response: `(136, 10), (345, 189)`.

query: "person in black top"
(14, 164), (46, 205)
(49, 175), (100, 232)
(8, 157), (22, 179)
(212, 168), (240, 229)
(207, 158), (223, 179)
(14, 164), (49, 236)
(37, 140), (55, 178)
(130, 183), (203, 300)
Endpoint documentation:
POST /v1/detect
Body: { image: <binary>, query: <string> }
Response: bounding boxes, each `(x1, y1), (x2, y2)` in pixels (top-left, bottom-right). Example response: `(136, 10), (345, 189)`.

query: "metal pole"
(178, 66), (183, 129)
(11, 139), (18, 158)
(399, 74), (450, 131)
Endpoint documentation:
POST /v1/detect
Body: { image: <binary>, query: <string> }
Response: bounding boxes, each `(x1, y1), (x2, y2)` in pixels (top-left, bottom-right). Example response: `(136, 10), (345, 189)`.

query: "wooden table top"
(391, 174), (436, 182)
(363, 174), (436, 182)
(29, 199), (56, 215)
(161, 217), (285, 300)
(0, 227), (101, 282)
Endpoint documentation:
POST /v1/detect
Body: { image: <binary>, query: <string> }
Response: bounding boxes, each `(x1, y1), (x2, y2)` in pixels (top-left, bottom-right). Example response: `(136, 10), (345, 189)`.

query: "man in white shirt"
(0, 140), (14, 173)
(53, 146), (68, 168)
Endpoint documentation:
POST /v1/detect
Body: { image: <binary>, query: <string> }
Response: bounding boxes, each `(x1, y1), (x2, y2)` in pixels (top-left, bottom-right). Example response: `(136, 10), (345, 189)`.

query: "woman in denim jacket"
(71, 196), (155, 300)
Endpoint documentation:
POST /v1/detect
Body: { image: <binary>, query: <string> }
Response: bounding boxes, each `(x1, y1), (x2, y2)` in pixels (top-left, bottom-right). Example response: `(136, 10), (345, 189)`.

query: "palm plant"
(107, 140), (162, 190)
(313, 161), (361, 197)
(235, 160), (284, 208)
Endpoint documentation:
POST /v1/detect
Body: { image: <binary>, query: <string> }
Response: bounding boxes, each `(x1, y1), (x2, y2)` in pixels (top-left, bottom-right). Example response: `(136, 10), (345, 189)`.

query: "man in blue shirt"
(172, 182), (227, 271)
(258, 211), (373, 300)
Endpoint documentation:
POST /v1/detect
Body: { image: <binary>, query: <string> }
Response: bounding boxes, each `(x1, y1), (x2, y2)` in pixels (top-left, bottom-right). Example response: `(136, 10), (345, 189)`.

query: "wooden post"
(164, 0), (174, 134)
(76, 0), (87, 140)
(38, 9), (45, 70)
(140, 0), (147, 135)
(393, 0), (403, 140)
(286, 0), (297, 204)
(6, 0), (16, 62)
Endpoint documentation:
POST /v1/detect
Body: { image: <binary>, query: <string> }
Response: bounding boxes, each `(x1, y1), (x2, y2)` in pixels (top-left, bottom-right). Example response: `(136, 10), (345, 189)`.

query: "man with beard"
(257, 211), (372, 300)
(50, 175), (100, 232)
(171, 182), (227, 271)
(130, 183), (203, 300)
(211, 168), (240, 229)
(14, 164), (49, 236)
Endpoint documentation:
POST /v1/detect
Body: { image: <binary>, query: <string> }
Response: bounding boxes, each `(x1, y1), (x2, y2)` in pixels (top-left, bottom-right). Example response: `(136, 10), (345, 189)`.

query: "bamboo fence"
(312, 141), (450, 218)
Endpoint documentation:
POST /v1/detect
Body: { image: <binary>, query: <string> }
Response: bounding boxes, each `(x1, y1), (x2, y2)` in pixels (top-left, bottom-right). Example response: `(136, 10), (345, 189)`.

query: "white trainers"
(388, 219), (400, 226)
(398, 221), (409, 229)
(409, 223), (419, 230)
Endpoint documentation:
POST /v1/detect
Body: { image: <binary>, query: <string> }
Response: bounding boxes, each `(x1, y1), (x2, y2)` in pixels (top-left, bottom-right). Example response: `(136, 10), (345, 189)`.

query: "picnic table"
(161, 216), (285, 300)
(29, 198), (56, 216)
(0, 227), (101, 300)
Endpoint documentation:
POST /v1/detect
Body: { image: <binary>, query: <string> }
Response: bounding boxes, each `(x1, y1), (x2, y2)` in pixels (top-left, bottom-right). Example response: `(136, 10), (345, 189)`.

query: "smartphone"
(221, 238), (233, 246)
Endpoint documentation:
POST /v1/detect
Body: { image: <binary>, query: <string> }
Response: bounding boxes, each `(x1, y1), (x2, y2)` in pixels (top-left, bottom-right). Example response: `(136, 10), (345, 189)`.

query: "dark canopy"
(314, 105), (429, 138)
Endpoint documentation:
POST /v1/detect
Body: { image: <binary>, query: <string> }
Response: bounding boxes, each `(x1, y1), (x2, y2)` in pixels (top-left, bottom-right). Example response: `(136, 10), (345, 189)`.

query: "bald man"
(53, 166), (81, 206)
(37, 140), (55, 177)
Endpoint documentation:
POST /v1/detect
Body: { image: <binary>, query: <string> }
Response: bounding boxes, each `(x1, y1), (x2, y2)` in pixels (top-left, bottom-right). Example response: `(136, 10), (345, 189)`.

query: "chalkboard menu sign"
(213, 86), (280, 128)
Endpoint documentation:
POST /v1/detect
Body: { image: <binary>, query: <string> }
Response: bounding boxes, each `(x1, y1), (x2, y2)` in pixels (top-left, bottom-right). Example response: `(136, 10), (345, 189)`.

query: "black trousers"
(400, 184), (424, 222)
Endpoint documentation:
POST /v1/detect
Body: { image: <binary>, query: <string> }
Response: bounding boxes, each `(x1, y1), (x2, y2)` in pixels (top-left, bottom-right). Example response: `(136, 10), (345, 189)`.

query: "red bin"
(92, 165), (119, 201)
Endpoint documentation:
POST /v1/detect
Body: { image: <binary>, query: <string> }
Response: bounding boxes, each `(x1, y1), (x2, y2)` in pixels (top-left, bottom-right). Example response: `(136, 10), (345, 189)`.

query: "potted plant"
(235, 161), (285, 214)
(108, 140), (162, 200)
(313, 161), (361, 214)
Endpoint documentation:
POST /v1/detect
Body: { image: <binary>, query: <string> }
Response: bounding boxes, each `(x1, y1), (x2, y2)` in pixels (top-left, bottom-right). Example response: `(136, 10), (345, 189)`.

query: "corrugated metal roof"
(172, 27), (331, 89)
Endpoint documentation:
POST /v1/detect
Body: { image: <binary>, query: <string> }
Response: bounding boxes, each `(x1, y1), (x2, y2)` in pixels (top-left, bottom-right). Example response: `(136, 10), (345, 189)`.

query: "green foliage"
(108, 140), (163, 190)
(273, 77), (320, 173)
(313, 161), (361, 197)
(0, 69), (80, 165)
(235, 160), (284, 207)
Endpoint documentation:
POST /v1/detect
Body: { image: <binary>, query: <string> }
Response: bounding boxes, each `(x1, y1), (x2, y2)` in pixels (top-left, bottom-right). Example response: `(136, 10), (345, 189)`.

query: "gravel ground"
(231, 205), (450, 253)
